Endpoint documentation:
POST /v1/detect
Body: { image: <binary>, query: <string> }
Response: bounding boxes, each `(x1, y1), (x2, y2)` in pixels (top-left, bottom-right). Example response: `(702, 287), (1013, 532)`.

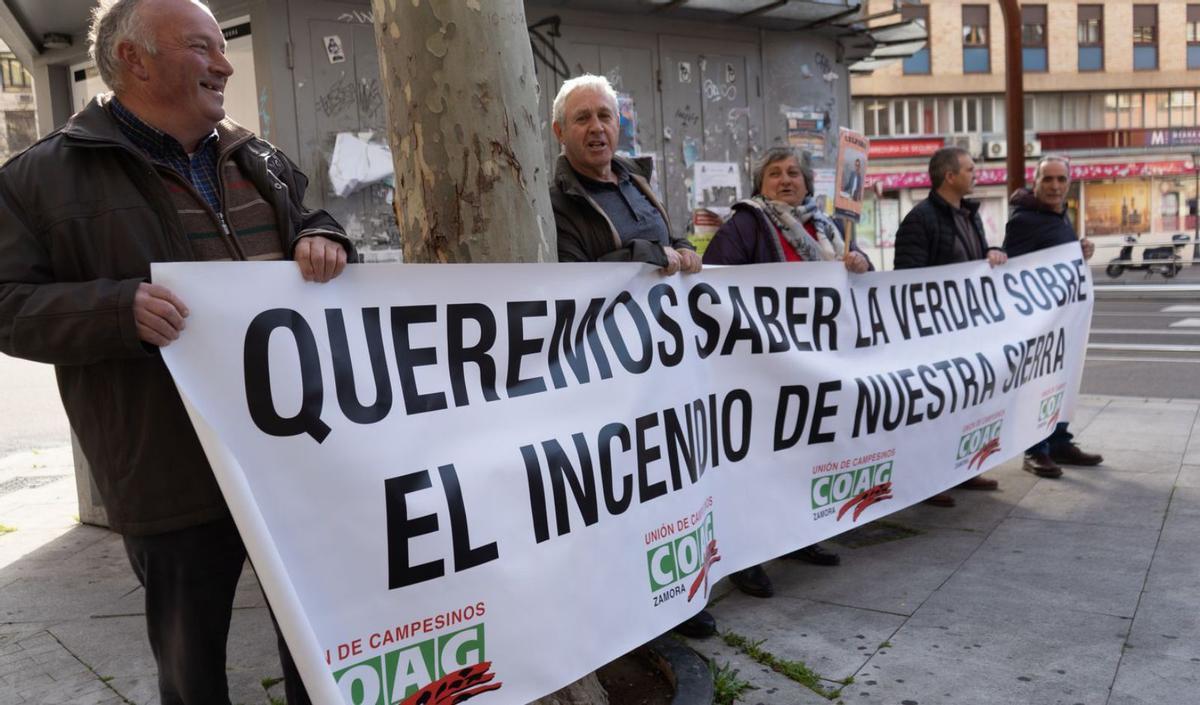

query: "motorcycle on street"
(1105, 234), (1189, 279)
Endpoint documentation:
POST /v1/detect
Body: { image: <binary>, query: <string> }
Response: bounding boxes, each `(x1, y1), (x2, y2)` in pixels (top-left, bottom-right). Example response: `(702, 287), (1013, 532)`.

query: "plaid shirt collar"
(109, 97), (222, 212)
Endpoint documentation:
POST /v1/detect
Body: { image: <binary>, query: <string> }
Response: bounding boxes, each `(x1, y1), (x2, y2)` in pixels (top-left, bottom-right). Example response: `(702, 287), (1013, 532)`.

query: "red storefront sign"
(865, 159), (1194, 191)
(868, 138), (945, 159)
(1040, 128), (1200, 150)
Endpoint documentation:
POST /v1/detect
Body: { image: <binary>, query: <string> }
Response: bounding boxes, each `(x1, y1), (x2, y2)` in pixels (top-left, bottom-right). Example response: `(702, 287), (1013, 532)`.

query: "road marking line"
(1162, 305), (1200, 313)
(1086, 356), (1200, 364)
(1168, 318), (1200, 328)
(1091, 328), (1200, 336)
(1087, 343), (1200, 352)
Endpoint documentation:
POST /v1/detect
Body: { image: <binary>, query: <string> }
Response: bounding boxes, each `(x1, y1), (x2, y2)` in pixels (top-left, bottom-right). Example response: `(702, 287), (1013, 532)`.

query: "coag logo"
(1039, 390), (1064, 429)
(646, 512), (719, 602)
(956, 419), (1003, 470)
(811, 461), (894, 522)
(333, 625), (502, 705)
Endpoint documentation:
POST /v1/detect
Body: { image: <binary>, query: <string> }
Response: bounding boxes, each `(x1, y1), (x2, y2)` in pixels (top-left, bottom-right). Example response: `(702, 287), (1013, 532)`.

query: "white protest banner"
(155, 243), (1092, 705)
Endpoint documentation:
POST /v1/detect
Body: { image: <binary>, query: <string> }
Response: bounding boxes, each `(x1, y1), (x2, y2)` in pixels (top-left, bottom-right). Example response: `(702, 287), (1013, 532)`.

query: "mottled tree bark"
(370, 2), (602, 703)
(371, 0), (555, 263)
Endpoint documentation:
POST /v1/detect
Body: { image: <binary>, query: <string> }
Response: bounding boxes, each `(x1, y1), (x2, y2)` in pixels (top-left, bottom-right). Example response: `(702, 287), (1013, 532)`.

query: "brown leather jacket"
(550, 153), (694, 265)
(0, 96), (354, 535)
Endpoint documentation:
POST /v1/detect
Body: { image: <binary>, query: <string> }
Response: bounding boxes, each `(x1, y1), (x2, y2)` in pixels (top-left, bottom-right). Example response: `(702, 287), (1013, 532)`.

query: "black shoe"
(729, 565), (774, 597)
(786, 543), (841, 566)
(1023, 452), (1063, 478)
(1050, 443), (1103, 466)
(673, 609), (717, 638)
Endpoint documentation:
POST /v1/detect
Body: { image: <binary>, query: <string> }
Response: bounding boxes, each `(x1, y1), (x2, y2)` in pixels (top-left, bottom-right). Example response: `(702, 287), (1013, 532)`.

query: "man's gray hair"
(89, 0), (158, 92)
(928, 146), (969, 189)
(752, 146), (814, 198)
(1033, 154), (1071, 184)
(552, 74), (618, 128)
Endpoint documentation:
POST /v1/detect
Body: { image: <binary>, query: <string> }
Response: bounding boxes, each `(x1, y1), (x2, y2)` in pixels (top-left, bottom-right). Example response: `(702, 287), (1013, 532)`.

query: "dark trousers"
(122, 516), (310, 705)
(1026, 422), (1073, 456)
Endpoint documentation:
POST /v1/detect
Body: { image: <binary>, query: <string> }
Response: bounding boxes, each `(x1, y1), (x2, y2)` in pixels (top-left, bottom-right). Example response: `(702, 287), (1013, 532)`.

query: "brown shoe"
(923, 493), (956, 507)
(1023, 453), (1063, 478)
(958, 476), (999, 490)
(1050, 443), (1103, 467)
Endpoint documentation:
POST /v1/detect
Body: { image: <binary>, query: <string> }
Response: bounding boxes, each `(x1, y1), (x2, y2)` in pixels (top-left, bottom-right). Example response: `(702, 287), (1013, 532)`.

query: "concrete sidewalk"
(2, 395), (1199, 705)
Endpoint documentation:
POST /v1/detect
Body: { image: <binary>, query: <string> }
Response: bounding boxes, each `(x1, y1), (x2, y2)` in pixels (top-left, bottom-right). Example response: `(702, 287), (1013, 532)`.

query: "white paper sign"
(156, 244), (1093, 705)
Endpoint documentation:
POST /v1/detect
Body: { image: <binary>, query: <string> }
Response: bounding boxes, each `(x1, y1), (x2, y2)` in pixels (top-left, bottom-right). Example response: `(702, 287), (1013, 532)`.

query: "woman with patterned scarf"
(703, 146), (869, 599)
(704, 146), (871, 271)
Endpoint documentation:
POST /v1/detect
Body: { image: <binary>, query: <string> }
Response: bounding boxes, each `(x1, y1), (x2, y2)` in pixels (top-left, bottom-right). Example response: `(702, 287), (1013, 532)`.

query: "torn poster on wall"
(812, 168), (837, 216)
(786, 110), (827, 160)
(328, 132), (394, 198)
(617, 92), (638, 156)
(323, 35), (346, 64)
(693, 161), (741, 217)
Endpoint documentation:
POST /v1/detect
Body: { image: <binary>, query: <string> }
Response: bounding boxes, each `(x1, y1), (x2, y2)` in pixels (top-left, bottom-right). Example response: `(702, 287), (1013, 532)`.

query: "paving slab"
(682, 635), (832, 705)
(708, 591), (907, 683)
(1068, 447), (1184, 475)
(1176, 464), (1200, 488)
(837, 588), (1127, 705)
(1167, 482), (1200, 515)
(770, 525), (985, 616)
(1010, 470), (1175, 530)
(1107, 649), (1200, 705)
(1184, 428), (1200, 466)
(1072, 400), (1198, 455)
(884, 457), (1036, 534)
(936, 517), (1157, 618)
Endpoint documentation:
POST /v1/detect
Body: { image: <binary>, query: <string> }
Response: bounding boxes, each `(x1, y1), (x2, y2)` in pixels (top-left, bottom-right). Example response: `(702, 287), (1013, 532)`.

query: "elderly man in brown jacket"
(0, 1), (352, 703)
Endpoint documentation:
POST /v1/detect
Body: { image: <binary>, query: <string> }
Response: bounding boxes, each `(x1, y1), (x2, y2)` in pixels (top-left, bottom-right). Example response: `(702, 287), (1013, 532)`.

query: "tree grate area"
(0, 475), (67, 498)
(829, 520), (923, 549)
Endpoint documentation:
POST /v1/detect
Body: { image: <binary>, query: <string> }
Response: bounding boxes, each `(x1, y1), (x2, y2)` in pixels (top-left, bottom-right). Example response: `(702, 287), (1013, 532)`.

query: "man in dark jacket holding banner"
(549, 74), (702, 276)
(0, 1), (352, 703)
(549, 73), (716, 638)
(894, 146), (1007, 506)
(1004, 156), (1103, 478)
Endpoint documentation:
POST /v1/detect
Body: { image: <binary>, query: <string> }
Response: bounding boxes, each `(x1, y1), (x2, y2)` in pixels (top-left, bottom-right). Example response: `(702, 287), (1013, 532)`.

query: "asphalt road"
(1083, 282), (1200, 400)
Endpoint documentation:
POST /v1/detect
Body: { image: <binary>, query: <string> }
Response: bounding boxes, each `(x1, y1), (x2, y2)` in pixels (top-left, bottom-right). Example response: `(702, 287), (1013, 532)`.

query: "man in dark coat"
(549, 74), (701, 275)
(549, 74), (715, 638)
(894, 147), (1008, 270)
(894, 146), (1007, 506)
(1004, 156), (1103, 478)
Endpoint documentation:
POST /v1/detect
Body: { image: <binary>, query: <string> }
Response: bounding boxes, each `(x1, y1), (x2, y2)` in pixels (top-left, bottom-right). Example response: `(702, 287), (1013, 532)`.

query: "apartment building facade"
(850, 0), (1200, 268)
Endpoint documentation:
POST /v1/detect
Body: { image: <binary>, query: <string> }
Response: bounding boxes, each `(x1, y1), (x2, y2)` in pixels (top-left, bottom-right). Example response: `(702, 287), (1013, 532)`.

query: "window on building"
(902, 2), (931, 75)
(945, 96), (993, 134)
(1077, 5), (1104, 72)
(1022, 5), (1048, 72)
(1133, 5), (1158, 70)
(1145, 91), (1169, 128)
(1188, 5), (1200, 70)
(1169, 90), (1196, 127)
(863, 101), (891, 137)
(962, 5), (990, 74)
(858, 98), (940, 137)
(0, 54), (29, 92)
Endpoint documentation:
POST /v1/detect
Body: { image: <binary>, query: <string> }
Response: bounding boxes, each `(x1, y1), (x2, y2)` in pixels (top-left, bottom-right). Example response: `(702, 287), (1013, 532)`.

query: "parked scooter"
(1105, 234), (1187, 279)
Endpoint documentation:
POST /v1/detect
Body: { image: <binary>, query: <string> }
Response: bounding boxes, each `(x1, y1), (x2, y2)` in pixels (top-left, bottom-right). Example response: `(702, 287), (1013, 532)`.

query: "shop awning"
(848, 18), (927, 74)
